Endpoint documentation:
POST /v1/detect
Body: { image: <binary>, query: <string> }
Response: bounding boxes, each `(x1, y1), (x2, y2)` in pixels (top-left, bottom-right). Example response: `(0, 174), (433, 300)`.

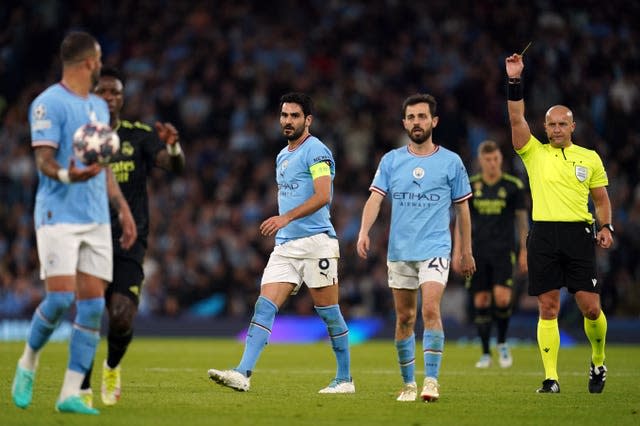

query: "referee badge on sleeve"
(575, 165), (588, 182)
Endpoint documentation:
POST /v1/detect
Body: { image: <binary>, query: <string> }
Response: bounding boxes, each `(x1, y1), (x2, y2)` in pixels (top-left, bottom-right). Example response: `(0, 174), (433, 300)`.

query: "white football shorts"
(36, 223), (113, 282)
(262, 233), (339, 295)
(387, 257), (450, 290)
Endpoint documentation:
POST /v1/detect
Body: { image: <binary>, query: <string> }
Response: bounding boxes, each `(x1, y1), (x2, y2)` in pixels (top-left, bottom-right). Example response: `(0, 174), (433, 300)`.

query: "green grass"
(1, 338), (639, 425)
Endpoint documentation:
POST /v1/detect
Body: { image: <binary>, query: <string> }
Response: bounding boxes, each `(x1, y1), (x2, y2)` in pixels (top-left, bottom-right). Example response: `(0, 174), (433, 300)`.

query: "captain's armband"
(310, 161), (331, 179)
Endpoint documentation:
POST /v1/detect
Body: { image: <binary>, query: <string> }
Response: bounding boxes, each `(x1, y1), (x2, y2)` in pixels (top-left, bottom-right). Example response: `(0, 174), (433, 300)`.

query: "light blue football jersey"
(275, 135), (337, 244)
(30, 83), (111, 228)
(371, 145), (472, 261)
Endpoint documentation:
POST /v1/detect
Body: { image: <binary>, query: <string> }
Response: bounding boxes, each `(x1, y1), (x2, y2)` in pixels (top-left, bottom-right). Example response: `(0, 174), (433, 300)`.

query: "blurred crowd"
(1, 1), (639, 321)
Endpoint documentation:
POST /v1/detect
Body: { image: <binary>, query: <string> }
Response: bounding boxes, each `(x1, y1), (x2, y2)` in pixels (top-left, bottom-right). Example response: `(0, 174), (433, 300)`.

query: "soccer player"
(208, 92), (354, 394)
(80, 67), (185, 406)
(11, 31), (136, 415)
(357, 93), (475, 402)
(464, 140), (528, 369)
(506, 52), (613, 393)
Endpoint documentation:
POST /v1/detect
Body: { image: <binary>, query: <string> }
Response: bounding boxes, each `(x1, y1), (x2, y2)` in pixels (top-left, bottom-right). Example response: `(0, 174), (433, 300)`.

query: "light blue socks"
(395, 335), (416, 384)
(69, 298), (105, 373)
(27, 292), (75, 352)
(423, 329), (444, 379)
(236, 296), (278, 377)
(316, 304), (351, 382)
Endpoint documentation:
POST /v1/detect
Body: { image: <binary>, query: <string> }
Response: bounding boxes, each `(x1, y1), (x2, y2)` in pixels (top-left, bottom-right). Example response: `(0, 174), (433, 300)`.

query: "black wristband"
(507, 77), (523, 101)
(600, 223), (614, 234)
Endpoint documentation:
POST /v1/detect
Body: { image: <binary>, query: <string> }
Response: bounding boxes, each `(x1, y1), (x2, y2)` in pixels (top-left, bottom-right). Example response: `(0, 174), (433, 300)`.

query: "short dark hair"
(402, 93), (437, 118)
(100, 66), (125, 87)
(60, 31), (98, 64)
(478, 140), (500, 155)
(280, 92), (314, 117)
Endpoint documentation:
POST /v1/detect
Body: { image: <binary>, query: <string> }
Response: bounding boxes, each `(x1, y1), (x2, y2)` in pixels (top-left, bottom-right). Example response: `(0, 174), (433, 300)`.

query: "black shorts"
(527, 221), (598, 296)
(106, 256), (144, 307)
(466, 252), (514, 293)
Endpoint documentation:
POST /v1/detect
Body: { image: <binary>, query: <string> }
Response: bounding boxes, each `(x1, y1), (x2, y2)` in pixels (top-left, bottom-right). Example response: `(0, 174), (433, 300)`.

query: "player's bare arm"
(451, 219), (463, 275)
(260, 174), (331, 236)
(34, 146), (102, 182)
(106, 167), (137, 249)
(505, 54), (532, 151)
(591, 186), (614, 249)
(356, 191), (384, 259)
(154, 121), (185, 173)
(454, 200), (476, 277)
(515, 209), (529, 274)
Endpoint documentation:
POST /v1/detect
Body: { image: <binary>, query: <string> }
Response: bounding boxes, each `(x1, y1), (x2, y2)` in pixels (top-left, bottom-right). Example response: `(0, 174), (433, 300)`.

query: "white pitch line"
(145, 367), (638, 377)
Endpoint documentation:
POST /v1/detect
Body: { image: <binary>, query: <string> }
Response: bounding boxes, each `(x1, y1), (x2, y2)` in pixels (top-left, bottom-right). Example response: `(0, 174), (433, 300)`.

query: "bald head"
(544, 105), (576, 148)
(545, 105), (574, 122)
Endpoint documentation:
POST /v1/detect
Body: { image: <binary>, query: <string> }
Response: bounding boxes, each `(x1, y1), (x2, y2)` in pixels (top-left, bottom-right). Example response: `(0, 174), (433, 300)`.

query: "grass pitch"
(1, 338), (639, 425)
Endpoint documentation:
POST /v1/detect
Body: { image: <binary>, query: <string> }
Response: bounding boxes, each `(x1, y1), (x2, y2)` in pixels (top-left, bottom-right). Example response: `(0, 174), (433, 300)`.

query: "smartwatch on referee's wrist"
(600, 223), (614, 234)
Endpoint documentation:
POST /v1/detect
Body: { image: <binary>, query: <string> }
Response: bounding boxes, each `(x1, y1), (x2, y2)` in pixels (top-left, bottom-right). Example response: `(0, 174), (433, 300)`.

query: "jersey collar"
(407, 144), (439, 157)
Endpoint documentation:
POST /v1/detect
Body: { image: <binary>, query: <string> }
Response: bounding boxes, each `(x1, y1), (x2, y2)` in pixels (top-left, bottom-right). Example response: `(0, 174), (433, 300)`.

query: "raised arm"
(356, 191), (384, 259)
(505, 54), (532, 151)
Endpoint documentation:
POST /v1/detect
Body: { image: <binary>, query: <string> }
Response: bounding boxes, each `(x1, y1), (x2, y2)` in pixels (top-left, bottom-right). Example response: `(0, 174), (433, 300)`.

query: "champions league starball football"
(72, 122), (120, 165)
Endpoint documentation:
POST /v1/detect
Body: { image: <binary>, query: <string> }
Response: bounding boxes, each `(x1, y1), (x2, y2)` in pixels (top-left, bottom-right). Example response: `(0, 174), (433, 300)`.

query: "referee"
(505, 52), (613, 394)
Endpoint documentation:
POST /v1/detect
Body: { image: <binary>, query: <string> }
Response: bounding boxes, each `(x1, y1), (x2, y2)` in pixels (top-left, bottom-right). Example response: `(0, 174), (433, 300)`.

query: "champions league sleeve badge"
(32, 103), (52, 131)
(575, 165), (588, 182)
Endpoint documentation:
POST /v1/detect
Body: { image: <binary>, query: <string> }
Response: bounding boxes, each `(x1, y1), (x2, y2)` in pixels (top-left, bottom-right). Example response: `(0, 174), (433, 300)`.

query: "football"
(72, 122), (120, 165)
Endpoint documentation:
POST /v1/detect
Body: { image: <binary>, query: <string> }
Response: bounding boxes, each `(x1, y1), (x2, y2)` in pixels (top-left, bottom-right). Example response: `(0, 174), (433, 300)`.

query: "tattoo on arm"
(109, 194), (123, 211)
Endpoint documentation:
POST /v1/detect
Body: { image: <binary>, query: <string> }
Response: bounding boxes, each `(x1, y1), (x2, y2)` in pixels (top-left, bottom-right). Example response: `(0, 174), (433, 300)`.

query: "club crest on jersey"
(575, 165), (588, 182)
(121, 141), (134, 156)
(279, 159), (289, 177)
(473, 181), (483, 197)
(412, 167), (425, 179)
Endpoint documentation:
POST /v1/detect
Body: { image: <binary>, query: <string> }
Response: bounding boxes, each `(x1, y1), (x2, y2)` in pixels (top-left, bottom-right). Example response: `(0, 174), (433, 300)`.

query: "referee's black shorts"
(527, 221), (599, 296)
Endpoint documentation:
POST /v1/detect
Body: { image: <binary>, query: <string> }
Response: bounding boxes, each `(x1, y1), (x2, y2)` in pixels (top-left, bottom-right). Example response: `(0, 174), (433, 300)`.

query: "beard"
(407, 126), (432, 144)
(90, 68), (100, 88)
(283, 125), (305, 141)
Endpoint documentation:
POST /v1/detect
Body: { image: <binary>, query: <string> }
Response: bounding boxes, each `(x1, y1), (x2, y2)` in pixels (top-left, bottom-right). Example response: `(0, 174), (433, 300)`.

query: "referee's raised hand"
(505, 53), (524, 78)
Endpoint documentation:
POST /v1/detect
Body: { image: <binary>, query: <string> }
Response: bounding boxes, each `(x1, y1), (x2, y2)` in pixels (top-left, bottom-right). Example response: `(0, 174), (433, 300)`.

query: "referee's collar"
(548, 141), (573, 150)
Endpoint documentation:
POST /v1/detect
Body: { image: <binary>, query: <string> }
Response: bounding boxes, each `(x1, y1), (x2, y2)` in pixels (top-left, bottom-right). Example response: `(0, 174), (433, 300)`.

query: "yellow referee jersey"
(516, 135), (608, 223)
